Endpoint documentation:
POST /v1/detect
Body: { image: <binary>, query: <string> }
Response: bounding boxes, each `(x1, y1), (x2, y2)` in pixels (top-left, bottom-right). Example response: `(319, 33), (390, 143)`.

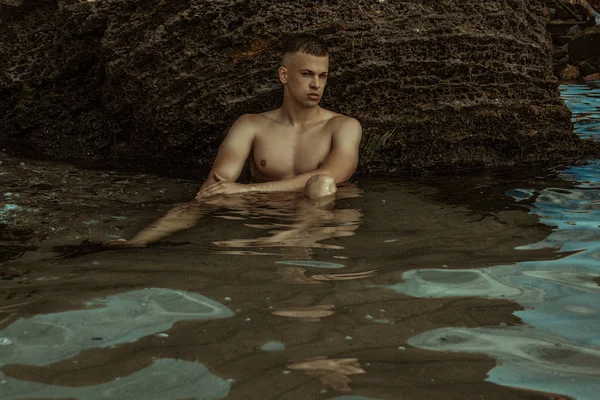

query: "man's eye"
(302, 73), (311, 76)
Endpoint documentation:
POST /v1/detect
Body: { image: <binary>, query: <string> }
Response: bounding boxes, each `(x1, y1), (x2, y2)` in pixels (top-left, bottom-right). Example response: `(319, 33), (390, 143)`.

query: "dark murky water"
(0, 81), (599, 400)
(406, 82), (600, 400)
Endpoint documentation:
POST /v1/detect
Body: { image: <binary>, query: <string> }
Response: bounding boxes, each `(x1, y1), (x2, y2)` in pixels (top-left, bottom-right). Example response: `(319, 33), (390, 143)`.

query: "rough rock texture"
(0, 0), (598, 175)
(568, 25), (600, 77)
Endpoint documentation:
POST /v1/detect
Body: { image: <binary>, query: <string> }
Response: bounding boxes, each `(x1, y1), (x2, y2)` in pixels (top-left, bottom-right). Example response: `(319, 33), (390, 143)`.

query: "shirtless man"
(195, 35), (362, 201)
(106, 35), (362, 248)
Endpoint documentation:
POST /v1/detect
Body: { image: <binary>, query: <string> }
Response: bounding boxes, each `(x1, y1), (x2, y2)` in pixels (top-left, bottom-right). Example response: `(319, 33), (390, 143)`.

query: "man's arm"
(198, 114), (255, 192)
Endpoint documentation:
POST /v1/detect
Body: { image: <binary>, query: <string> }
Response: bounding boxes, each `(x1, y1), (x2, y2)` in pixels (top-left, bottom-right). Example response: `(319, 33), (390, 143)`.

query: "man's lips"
(307, 93), (320, 99)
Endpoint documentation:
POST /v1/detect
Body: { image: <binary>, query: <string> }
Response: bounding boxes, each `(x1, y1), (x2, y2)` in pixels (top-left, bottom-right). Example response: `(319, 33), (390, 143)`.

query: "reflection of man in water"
(106, 35), (362, 248)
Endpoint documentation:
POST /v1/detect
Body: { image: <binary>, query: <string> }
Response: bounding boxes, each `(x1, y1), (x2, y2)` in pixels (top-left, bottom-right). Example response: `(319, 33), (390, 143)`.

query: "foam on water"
(394, 83), (600, 399)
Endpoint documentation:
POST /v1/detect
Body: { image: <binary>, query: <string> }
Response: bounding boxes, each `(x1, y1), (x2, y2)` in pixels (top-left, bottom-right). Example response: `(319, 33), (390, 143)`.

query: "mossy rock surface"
(1, 0), (598, 175)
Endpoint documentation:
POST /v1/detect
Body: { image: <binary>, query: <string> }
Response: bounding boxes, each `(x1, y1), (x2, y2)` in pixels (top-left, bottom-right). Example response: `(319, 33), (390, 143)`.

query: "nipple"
(261, 159), (267, 167)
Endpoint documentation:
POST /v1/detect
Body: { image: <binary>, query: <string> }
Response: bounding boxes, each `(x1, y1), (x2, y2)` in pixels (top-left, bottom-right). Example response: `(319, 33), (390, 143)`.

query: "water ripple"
(393, 82), (600, 400)
(0, 289), (233, 399)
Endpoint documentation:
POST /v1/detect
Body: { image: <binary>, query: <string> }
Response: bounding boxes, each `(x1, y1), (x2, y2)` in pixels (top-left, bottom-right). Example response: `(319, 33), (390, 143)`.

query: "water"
(406, 81), (600, 400)
(0, 81), (599, 399)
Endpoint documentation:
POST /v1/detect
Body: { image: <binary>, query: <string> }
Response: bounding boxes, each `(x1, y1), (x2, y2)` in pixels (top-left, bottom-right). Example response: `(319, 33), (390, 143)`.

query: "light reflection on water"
(0, 289), (233, 399)
(211, 184), (363, 257)
(560, 82), (600, 140)
(287, 357), (366, 392)
(0, 359), (230, 400)
(1, 82), (600, 399)
(404, 81), (600, 400)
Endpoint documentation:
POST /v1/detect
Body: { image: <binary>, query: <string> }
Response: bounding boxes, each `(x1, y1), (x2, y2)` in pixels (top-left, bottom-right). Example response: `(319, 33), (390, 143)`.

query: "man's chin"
(302, 100), (320, 108)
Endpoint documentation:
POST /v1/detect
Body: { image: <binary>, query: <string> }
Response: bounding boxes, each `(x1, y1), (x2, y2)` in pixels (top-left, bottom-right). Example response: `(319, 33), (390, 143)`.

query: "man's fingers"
(195, 180), (239, 200)
(196, 186), (221, 200)
(196, 181), (222, 198)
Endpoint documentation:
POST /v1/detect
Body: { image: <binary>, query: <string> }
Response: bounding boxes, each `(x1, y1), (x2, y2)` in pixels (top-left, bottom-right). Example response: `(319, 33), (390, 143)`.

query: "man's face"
(280, 52), (329, 108)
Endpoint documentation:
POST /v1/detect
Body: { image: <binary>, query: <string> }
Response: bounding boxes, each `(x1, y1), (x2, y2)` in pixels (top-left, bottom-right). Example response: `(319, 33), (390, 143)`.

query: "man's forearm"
(249, 169), (333, 193)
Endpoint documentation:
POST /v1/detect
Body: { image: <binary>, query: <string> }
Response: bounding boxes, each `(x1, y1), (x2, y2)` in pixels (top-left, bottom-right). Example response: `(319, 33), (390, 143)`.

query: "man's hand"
(195, 173), (254, 200)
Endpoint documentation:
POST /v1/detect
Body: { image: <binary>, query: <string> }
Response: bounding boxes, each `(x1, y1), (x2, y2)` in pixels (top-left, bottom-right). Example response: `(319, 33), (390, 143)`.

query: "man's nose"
(310, 77), (320, 89)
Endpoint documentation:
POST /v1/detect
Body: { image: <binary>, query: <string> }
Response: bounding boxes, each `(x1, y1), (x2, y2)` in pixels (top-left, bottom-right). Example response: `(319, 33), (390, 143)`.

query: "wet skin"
(194, 52), (362, 200)
(105, 52), (362, 248)
(104, 183), (361, 249)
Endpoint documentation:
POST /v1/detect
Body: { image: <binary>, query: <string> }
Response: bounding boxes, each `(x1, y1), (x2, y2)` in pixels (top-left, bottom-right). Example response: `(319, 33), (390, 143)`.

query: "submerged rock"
(0, 0), (597, 174)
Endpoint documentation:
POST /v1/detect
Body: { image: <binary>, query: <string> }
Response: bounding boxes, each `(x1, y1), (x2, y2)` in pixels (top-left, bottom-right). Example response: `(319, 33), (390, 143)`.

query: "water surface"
(405, 81), (600, 400)
(1, 82), (599, 399)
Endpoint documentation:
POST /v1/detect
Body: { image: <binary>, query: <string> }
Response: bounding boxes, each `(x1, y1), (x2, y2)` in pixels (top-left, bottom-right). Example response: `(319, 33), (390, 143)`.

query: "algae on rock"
(0, 0), (596, 174)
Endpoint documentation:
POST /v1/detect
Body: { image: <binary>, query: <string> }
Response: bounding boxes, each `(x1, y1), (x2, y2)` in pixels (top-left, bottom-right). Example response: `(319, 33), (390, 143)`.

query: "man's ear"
(278, 66), (288, 84)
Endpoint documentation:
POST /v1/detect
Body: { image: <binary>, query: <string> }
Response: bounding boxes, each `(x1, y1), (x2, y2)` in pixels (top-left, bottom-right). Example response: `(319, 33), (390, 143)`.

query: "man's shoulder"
(238, 111), (279, 126)
(236, 113), (261, 124)
(327, 113), (362, 132)
(231, 113), (272, 134)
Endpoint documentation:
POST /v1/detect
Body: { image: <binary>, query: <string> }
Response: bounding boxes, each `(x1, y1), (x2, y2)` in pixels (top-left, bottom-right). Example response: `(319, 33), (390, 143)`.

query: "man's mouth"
(307, 93), (320, 100)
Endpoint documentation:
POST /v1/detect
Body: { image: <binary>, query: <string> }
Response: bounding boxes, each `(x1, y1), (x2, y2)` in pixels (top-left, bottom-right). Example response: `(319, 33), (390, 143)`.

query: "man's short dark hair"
(281, 34), (328, 57)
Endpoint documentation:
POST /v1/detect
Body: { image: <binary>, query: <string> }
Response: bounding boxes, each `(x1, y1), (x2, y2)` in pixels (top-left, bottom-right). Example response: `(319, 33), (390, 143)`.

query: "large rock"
(568, 25), (600, 77)
(0, 0), (597, 174)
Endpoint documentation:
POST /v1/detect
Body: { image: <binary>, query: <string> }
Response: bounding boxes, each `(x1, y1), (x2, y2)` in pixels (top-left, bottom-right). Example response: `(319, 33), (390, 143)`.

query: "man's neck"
(280, 99), (323, 127)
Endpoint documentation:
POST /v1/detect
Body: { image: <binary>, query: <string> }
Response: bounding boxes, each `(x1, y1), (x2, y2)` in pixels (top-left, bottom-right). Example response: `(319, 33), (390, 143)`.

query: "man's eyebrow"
(300, 69), (328, 74)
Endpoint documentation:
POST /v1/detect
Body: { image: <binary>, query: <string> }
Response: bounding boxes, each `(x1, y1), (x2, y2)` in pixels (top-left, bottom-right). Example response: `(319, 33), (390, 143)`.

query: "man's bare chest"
(250, 128), (333, 180)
